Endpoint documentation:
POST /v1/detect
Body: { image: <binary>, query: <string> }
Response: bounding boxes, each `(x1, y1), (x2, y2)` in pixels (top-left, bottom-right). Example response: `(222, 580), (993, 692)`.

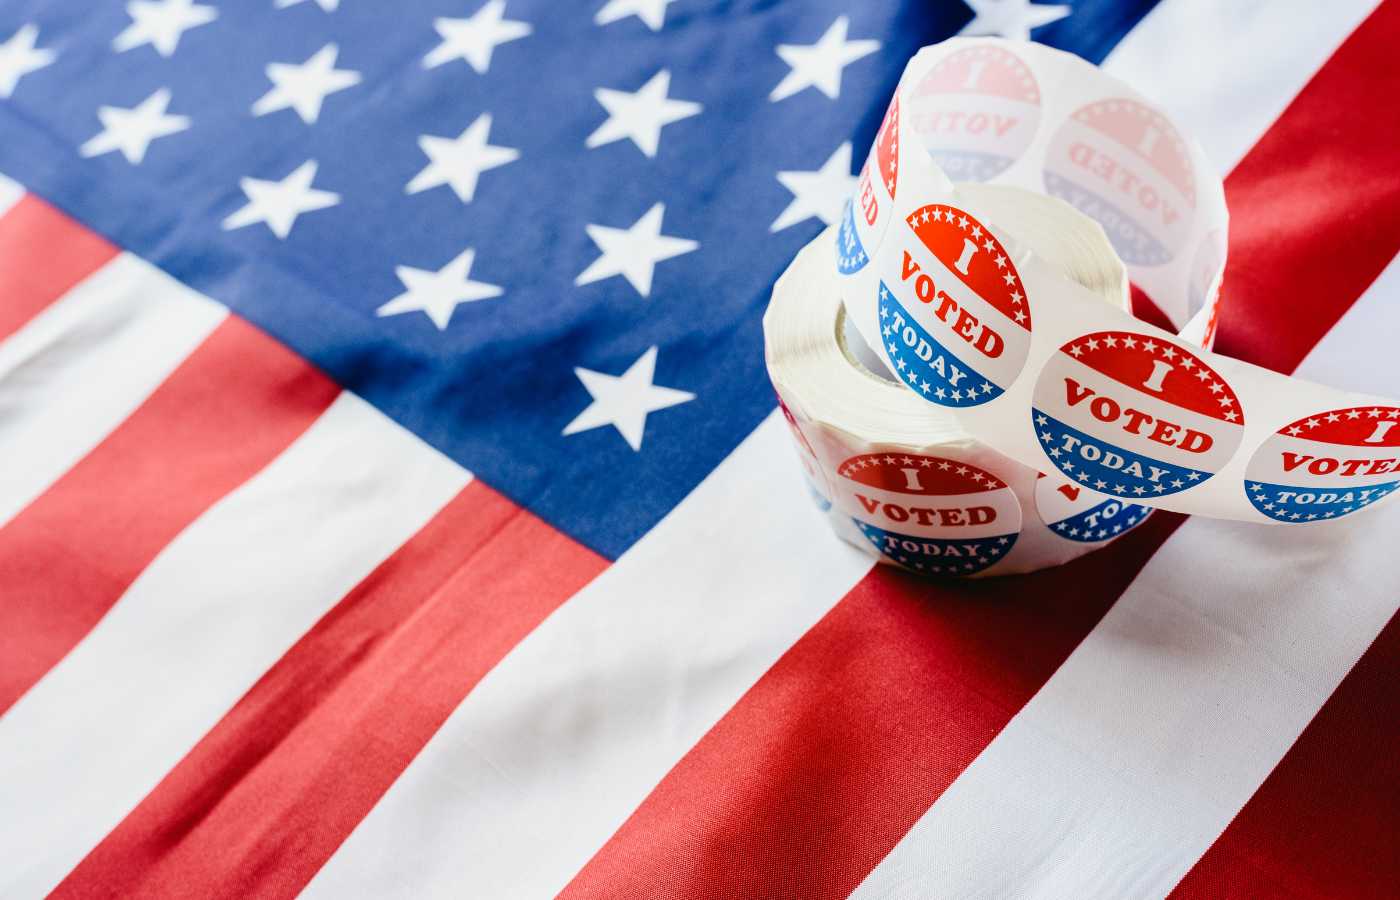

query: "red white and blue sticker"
(1031, 330), (1244, 498)
(836, 192), (871, 274)
(1244, 406), (1400, 522)
(879, 203), (1031, 407)
(908, 44), (1042, 183)
(836, 94), (899, 276)
(1044, 99), (1196, 266)
(836, 452), (1021, 575)
(1034, 472), (1151, 543)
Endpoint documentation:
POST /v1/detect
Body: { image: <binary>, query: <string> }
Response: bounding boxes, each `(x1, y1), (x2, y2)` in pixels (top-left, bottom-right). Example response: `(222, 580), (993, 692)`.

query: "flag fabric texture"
(1, 0), (1398, 896)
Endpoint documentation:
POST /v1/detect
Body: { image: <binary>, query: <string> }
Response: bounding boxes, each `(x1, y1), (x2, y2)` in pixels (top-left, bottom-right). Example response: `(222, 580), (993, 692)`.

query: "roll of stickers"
(827, 37), (1400, 527)
(766, 184), (1157, 577)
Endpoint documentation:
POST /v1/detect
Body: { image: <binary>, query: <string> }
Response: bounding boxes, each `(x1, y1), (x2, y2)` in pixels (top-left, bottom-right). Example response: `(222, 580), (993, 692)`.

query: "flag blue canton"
(0, 0), (1159, 559)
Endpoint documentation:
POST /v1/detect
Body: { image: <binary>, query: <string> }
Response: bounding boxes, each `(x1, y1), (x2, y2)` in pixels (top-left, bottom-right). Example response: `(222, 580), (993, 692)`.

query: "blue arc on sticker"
(1245, 479), (1398, 523)
(836, 201), (869, 274)
(1033, 410), (1211, 498)
(878, 283), (1004, 407)
(854, 520), (1016, 576)
(1044, 173), (1172, 267)
(1047, 497), (1151, 543)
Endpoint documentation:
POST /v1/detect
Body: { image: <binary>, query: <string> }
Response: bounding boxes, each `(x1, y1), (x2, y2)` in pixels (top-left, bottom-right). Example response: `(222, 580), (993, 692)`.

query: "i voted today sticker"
(908, 44), (1042, 182)
(1244, 406), (1400, 522)
(836, 93), (900, 276)
(1044, 98), (1196, 266)
(1034, 471), (1151, 543)
(836, 451), (1021, 575)
(1031, 330), (1244, 498)
(879, 203), (1031, 407)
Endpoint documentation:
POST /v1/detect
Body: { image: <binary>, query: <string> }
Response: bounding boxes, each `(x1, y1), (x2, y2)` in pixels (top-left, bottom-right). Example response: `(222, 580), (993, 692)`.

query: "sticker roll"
(766, 184), (1156, 577)
(832, 37), (1400, 525)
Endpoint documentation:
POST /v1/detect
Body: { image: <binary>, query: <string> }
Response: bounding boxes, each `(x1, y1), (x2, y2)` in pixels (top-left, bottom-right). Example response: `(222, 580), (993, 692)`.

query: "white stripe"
(1102, 0), (1384, 172)
(851, 256), (1400, 898)
(0, 253), (225, 526)
(304, 412), (875, 899)
(0, 174), (21, 219)
(0, 392), (468, 898)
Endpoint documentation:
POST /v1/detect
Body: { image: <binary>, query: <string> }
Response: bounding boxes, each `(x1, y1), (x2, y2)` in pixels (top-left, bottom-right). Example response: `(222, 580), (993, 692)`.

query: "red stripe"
(0, 315), (337, 714)
(1170, 609), (1400, 899)
(560, 9), (1400, 897)
(560, 514), (1183, 899)
(53, 482), (607, 899)
(0, 194), (118, 340)
(1213, 1), (1400, 375)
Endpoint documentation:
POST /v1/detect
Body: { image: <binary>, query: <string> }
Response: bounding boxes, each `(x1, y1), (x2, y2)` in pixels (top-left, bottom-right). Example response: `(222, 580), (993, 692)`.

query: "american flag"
(0, 0), (1396, 895)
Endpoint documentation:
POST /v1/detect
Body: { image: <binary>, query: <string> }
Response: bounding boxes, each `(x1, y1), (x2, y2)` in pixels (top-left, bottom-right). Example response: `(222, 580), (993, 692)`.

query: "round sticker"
(1044, 98), (1196, 266)
(1031, 330), (1244, 498)
(1244, 406), (1400, 522)
(874, 91), (900, 201)
(836, 191), (871, 275)
(879, 203), (1031, 407)
(1034, 472), (1151, 542)
(836, 94), (900, 276)
(835, 452), (1021, 575)
(908, 45), (1042, 182)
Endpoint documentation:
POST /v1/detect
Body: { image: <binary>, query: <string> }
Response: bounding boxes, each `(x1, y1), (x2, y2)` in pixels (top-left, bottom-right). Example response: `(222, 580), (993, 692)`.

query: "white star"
(252, 43), (360, 124)
(576, 203), (698, 297)
(114, 0), (217, 57)
(586, 69), (701, 158)
(222, 159), (340, 239)
(0, 25), (55, 98)
(423, 0), (531, 74)
(563, 346), (694, 451)
(79, 88), (190, 164)
(376, 247), (502, 330)
(405, 112), (517, 203)
(960, 0), (1071, 40)
(594, 0), (676, 31)
(770, 16), (879, 103)
(276, 0), (339, 11)
(770, 142), (856, 232)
